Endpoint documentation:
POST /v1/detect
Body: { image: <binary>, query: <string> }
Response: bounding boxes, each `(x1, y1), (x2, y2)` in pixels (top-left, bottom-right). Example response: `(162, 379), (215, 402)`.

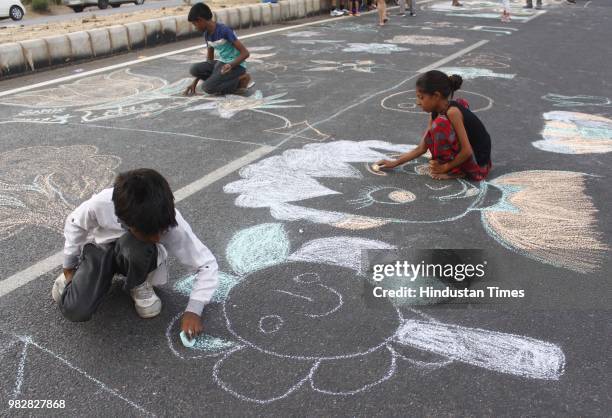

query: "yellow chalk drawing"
(533, 111), (612, 154)
(0, 145), (120, 240)
(482, 171), (609, 273)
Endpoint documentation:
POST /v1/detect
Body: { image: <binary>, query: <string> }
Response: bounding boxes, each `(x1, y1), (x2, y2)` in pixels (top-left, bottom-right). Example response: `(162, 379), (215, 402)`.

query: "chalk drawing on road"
(265, 75), (318, 90)
(342, 43), (411, 55)
(437, 67), (516, 79)
(0, 145), (120, 241)
(381, 90), (494, 114)
(290, 39), (345, 45)
(470, 25), (519, 36)
(167, 224), (565, 403)
(481, 170), (609, 273)
(285, 30), (325, 37)
(1, 69), (209, 123)
(385, 35), (464, 45)
(183, 90), (302, 119)
(457, 53), (512, 68)
(0, 332), (153, 415)
(305, 60), (380, 73)
(223, 141), (608, 272)
(532, 111), (612, 154)
(542, 94), (612, 108)
(265, 120), (330, 142)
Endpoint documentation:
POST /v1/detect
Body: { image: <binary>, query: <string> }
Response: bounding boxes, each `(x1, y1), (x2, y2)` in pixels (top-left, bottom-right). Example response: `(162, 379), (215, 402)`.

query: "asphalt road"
(0, 0), (611, 416)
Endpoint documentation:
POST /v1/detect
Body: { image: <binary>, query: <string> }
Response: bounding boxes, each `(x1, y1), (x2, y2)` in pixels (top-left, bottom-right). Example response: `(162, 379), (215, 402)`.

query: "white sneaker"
(52, 273), (67, 303)
(330, 9), (344, 16)
(130, 280), (162, 318)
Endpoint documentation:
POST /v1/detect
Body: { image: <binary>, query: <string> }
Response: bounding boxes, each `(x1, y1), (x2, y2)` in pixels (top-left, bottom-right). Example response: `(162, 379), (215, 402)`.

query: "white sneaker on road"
(130, 280), (162, 318)
(52, 273), (67, 303)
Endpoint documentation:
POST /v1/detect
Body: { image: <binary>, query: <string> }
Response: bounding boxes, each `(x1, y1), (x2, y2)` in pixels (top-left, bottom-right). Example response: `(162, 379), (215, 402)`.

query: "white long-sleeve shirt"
(63, 188), (218, 316)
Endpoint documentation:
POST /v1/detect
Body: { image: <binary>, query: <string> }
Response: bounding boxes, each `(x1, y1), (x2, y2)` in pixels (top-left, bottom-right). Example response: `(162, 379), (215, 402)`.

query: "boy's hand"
(220, 63), (232, 74)
(429, 160), (449, 174)
(181, 312), (203, 339)
(184, 79), (198, 96)
(63, 268), (75, 283)
(376, 159), (399, 170)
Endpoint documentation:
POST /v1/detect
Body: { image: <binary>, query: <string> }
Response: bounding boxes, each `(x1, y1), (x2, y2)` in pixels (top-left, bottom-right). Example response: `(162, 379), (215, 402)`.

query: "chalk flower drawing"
(224, 141), (608, 272)
(305, 60), (380, 73)
(0, 145), (120, 240)
(167, 224), (565, 404)
(1, 69), (204, 123)
(183, 90), (302, 119)
(542, 94), (612, 108)
(532, 111), (612, 154)
(437, 66), (516, 80)
(385, 35), (464, 45)
(342, 43), (410, 55)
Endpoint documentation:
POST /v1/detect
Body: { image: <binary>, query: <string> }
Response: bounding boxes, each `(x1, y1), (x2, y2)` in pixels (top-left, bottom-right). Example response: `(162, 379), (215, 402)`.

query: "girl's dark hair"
(188, 3), (213, 22)
(112, 168), (178, 235)
(416, 70), (463, 98)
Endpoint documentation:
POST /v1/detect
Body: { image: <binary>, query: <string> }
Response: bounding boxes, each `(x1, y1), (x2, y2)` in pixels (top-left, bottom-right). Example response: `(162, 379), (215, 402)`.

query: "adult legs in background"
(377, 0), (387, 24)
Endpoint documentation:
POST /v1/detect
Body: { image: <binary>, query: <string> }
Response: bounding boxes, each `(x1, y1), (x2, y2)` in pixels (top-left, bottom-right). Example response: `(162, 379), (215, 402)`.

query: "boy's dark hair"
(188, 3), (213, 22)
(112, 168), (178, 235)
(416, 70), (463, 99)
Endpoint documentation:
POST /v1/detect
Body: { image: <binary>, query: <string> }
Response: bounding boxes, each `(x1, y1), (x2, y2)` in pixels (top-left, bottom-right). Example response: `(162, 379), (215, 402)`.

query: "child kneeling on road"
(185, 3), (253, 96)
(52, 168), (218, 340)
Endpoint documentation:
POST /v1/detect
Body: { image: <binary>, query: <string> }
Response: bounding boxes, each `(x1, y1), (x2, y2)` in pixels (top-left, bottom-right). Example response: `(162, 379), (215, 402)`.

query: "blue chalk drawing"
(542, 94), (612, 108)
(437, 67), (516, 80)
(175, 271), (240, 303)
(532, 111), (612, 154)
(226, 223), (290, 276)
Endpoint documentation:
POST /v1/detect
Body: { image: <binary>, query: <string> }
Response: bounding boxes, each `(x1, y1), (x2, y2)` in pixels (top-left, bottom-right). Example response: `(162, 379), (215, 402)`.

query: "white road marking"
(0, 146), (274, 298)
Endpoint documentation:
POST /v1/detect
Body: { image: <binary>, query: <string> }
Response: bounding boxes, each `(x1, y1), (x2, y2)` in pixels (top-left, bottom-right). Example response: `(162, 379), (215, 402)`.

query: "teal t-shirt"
(205, 23), (246, 69)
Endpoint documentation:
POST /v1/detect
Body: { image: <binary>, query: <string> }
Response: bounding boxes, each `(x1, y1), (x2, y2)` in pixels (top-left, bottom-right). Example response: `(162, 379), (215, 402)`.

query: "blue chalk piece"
(179, 331), (196, 348)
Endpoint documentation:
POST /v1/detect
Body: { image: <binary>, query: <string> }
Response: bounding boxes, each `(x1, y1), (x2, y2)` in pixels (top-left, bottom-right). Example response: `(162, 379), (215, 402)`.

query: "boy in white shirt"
(52, 168), (218, 340)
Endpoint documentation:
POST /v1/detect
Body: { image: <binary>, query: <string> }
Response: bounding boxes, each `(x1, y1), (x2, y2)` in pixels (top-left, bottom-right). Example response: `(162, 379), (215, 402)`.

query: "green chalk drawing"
(226, 223), (290, 276)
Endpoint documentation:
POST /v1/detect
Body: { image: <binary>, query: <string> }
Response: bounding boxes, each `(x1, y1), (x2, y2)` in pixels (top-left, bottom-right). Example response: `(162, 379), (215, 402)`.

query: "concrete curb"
(0, 0), (330, 78)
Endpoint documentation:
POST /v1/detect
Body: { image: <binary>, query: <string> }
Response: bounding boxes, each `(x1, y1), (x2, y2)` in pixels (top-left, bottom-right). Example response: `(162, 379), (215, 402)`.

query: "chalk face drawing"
(183, 90), (302, 119)
(542, 94), (612, 108)
(1, 69), (204, 123)
(458, 52), (512, 68)
(381, 90), (494, 114)
(223, 141), (487, 230)
(532, 111), (612, 154)
(342, 43), (411, 55)
(224, 141), (608, 272)
(0, 145), (120, 240)
(437, 67), (516, 80)
(0, 331), (152, 415)
(385, 35), (464, 45)
(305, 60), (380, 73)
(167, 224), (565, 404)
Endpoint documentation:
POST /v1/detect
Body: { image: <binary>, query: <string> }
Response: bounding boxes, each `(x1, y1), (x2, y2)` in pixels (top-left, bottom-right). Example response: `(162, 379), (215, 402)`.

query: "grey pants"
(399, 0), (414, 13)
(59, 233), (158, 322)
(189, 60), (246, 95)
(525, 0), (542, 6)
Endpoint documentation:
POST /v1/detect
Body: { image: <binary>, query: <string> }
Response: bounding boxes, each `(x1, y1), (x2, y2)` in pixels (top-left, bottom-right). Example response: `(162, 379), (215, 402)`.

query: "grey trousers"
(59, 233), (158, 322)
(526, 0), (542, 6)
(399, 0), (414, 13)
(189, 60), (246, 95)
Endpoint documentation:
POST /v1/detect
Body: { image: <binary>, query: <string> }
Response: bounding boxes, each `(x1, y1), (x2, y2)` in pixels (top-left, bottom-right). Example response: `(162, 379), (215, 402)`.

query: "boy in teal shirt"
(185, 3), (253, 96)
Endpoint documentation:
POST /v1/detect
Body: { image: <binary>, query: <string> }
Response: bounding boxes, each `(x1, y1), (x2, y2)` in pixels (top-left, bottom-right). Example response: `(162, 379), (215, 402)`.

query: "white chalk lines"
(1, 331), (154, 416)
